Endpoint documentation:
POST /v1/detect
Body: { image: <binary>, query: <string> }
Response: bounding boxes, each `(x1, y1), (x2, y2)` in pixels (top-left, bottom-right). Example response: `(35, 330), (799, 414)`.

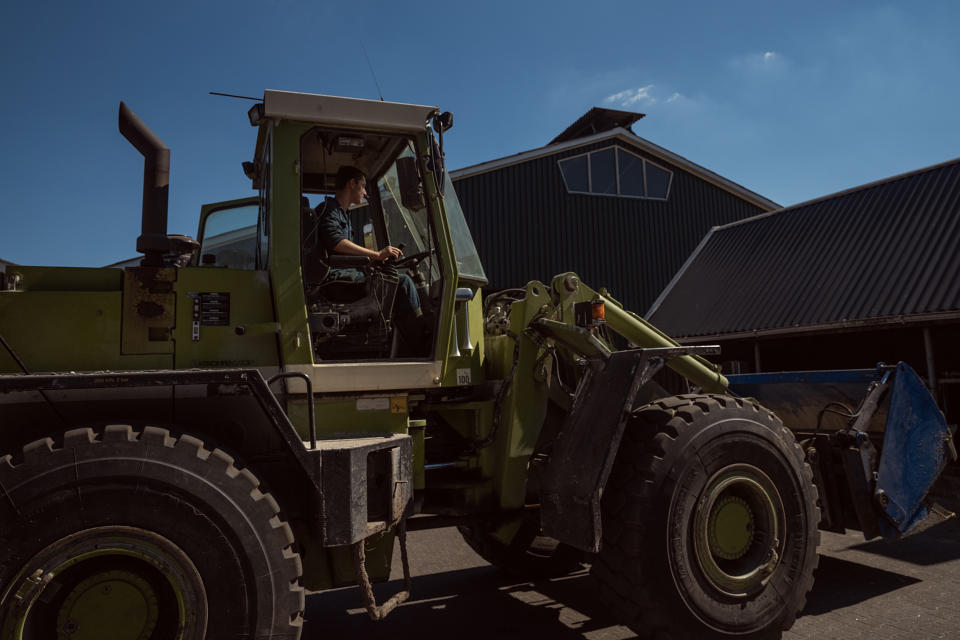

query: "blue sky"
(2, 1), (958, 267)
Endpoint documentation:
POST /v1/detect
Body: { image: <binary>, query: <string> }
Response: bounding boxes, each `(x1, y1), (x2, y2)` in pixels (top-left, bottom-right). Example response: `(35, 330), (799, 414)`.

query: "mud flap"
(532, 342), (720, 553)
(536, 349), (654, 553)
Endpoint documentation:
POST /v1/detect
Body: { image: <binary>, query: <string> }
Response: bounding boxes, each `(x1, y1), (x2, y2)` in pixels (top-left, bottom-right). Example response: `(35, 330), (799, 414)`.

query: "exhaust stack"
(119, 102), (171, 267)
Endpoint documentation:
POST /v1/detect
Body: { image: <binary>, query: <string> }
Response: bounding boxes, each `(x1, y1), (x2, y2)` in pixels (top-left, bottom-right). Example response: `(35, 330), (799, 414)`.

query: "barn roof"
(647, 156), (960, 339)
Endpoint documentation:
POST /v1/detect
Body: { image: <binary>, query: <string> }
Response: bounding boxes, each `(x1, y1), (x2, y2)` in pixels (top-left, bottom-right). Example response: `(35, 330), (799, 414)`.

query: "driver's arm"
(317, 204), (401, 262)
(332, 238), (402, 262)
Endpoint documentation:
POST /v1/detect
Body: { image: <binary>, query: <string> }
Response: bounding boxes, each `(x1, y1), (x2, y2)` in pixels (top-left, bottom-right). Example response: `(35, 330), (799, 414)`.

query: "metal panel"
(264, 90), (436, 133)
(453, 139), (767, 314)
(648, 158), (960, 338)
(312, 434), (413, 545)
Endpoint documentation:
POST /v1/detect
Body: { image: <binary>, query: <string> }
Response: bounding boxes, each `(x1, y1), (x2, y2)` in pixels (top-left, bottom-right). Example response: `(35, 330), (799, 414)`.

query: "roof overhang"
(645, 154), (960, 338)
(451, 128), (779, 212)
(263, 90), (438, 133)
(549, 107), (645, 145)
(668, 310), (960, 343)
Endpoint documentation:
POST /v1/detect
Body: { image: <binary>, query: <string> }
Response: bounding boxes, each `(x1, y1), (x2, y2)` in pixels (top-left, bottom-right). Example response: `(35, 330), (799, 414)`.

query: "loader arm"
(498, 273), (730, 552)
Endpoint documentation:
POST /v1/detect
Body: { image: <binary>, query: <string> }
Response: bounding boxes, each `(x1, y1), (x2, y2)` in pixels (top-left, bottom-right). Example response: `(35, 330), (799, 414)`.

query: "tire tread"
(591, 394), (820, 640)
(0, 426), (305, 638)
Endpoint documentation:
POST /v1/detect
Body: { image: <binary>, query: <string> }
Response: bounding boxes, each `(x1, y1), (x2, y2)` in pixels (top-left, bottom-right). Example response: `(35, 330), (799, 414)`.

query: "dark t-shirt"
(303, 196), (362, 283)
(315, 196), (351, 254)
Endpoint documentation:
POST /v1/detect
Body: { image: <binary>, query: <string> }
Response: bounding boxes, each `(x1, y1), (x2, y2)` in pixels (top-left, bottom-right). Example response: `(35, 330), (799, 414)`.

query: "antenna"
(359, 40), (385, 102)
(209, 92), (261, 101)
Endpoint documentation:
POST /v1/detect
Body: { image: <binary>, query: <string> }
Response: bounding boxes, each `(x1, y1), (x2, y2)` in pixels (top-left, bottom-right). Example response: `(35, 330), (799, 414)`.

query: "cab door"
(173, 197), (279, 370)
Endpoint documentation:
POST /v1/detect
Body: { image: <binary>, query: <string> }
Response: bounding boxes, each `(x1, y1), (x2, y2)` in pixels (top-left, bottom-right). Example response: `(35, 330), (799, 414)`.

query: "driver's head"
(335, 166), (367, 207)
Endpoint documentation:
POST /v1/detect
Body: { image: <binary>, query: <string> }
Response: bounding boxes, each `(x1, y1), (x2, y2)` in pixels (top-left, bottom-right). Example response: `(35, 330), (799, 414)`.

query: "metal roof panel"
(648, 157), (960, 338)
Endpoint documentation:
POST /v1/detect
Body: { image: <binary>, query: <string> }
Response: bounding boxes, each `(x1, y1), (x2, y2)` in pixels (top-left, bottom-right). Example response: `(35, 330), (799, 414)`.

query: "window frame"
(557, 144), (674, 201)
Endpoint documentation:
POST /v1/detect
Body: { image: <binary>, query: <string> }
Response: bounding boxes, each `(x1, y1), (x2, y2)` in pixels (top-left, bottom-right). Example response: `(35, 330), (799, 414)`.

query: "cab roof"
(263, 90), (438, 133)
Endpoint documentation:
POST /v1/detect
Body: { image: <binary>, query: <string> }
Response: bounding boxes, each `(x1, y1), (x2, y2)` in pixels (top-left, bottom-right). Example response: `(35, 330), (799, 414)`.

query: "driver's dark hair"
(335, 165), (365, 191)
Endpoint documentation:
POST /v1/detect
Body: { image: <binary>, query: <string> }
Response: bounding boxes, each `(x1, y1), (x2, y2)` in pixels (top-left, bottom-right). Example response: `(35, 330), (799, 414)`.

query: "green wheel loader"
(0, 91), (954, 640)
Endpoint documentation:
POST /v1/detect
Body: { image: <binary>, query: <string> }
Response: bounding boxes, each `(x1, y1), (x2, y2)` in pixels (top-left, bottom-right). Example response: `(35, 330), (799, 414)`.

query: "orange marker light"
(575, 300), (607, 327)
(592, 301), (605, 321)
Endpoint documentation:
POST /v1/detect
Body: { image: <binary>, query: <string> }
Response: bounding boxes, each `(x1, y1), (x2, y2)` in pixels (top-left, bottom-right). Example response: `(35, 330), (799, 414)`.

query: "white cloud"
(662, 92), (700, 110)
(603, 87), (698, 112)
(731, 50), (786, 72)
(604, 85), (656, 107)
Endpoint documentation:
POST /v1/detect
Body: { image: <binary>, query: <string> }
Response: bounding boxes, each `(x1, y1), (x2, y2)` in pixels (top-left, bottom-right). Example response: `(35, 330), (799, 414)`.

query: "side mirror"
(396, 156), (426, 210)
(429, 111), (453, 197)
(242, 160), (262, 189)
(435, 111), (453, 133)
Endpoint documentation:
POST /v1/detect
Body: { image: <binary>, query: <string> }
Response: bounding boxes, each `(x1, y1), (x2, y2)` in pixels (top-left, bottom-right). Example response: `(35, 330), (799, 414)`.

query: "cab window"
(197, 203), (259, 269)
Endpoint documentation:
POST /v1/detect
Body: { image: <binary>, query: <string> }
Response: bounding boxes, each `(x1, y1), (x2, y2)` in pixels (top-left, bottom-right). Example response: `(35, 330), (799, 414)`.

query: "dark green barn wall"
(453, 139), (768, 315)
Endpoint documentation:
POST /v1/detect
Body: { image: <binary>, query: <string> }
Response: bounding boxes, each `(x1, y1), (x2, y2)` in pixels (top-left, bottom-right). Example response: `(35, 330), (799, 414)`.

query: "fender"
(0, 368), (412, 546)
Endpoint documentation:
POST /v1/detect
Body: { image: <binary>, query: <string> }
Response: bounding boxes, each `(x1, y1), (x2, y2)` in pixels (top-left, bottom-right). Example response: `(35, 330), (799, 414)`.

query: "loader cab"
(225, 91), (487, 391)
(298, 130), (443, 360)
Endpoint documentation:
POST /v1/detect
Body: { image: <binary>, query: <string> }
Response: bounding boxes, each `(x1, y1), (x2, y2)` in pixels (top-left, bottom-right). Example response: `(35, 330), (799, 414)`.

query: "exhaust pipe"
(119, 102), (170, 267)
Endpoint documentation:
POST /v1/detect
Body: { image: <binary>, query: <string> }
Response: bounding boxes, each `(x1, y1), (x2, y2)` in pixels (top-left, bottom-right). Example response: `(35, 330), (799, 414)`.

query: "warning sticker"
(356, 397), (390, 411)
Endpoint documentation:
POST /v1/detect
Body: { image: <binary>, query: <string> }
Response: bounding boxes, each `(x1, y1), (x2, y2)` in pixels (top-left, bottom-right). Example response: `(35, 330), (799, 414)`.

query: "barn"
(451, 107), (778, 313)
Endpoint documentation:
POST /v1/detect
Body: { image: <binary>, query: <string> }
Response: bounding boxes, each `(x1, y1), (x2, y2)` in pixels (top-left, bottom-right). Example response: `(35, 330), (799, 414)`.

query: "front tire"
(0, 426), (304, 639)
(593, 394), (819, 640)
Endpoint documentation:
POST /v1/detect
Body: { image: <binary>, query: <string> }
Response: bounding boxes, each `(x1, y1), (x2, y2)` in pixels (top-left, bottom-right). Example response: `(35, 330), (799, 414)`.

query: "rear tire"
(0, 426), (304, 639)
(592, 394), (819, 640)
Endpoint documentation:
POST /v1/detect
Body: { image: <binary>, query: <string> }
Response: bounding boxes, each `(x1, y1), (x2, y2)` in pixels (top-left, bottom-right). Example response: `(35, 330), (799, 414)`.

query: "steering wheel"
(394, 247), (436, 268)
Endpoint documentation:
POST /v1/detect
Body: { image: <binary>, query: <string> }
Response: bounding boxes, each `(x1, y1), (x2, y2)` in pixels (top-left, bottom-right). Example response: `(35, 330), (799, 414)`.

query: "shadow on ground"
(303, 510), (960, 639)
(303, 567), (630, 640)
(306, 554), (925, 639)
(305, 555), (931, 638)
(799, 555), (920, 616)
(848, 507), (960, 566)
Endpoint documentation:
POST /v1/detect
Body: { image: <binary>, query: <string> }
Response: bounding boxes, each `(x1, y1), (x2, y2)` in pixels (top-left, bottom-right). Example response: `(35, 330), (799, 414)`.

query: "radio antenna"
(209, 91), (261, 101)
(359, 40), (385, 102)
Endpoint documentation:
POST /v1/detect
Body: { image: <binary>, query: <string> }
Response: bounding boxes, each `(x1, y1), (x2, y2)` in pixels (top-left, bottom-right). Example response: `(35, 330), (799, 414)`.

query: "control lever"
(382, 243), (405, 276)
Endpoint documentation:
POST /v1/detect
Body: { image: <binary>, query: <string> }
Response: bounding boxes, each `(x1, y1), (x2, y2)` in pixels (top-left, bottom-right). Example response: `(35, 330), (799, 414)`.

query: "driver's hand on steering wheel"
(376, 246), (403, 262)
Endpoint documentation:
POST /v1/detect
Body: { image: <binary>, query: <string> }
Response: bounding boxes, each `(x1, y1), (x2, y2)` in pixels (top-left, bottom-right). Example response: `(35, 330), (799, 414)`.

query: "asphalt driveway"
(302, 498), (960, 640)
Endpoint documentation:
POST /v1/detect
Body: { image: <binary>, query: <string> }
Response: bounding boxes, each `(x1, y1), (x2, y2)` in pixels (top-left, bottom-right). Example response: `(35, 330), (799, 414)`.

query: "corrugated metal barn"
(647, 156), (960, 441)
(451, 108), (778, 313)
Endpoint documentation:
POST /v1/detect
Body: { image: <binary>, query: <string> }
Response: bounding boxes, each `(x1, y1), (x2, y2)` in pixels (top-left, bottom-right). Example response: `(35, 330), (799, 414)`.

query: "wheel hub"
(1, 526), (206, 640)
(708, 496), (755, 560)
(57, 570), (159, 640)
(692, 464), (785, 597)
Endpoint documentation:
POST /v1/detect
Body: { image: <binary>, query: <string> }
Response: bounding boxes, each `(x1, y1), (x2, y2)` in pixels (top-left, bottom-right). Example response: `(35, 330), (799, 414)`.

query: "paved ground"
(302, 498), (960, 640)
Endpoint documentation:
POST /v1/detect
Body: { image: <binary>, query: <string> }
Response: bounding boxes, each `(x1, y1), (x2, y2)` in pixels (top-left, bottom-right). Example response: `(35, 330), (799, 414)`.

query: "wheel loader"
(0, 91), (954, 639)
